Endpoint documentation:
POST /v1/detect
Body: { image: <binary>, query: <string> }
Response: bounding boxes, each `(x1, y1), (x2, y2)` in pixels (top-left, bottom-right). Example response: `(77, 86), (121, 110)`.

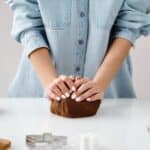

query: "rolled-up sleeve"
(111, 0), (150, 47)
(5, 0), (49, 57)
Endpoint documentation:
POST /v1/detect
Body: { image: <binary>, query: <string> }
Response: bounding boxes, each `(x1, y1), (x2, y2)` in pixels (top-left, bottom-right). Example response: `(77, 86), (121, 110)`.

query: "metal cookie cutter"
(26, 132), (67, 149)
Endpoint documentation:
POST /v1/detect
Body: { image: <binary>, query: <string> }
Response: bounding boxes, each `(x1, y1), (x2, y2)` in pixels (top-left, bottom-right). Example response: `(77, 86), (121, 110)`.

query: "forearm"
(94, 38), (132, 92)
(29, 48), (58, 89)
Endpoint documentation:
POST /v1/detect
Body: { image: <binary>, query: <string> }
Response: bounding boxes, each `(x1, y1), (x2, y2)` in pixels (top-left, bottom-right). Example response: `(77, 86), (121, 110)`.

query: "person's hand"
(71, 77), (104, 102)
(45, 75), (76, 101)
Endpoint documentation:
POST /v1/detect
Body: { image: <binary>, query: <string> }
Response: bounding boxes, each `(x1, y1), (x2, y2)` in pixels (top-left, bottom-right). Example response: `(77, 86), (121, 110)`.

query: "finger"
(75, 88), (99, 102)
(86, 93), (104, 102)
(69, 75), (75, 81)
(47, 90), (61, 101)
(71, 78), (89, 99)
(74, 77), (89, 89)
(75, 76), (82, 81)
(51, 85), (62, 98)
(56, 78), (70, 98)
(50, 82), (62, 96)
(71, 75), (82, 90)
(76, 81), (93, 95)
(60, 76), (76, 92)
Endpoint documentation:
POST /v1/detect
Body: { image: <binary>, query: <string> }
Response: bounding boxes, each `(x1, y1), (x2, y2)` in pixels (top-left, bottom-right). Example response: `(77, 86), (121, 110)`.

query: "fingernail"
(76, 97), (81, 102)
(65, 92), (70, 98)
(61, 95), (66, 99)
(71, 86), (76, 91)
(86, 98), (91, 101)
(71, 93), (76, 99)
(56, 97), (61, 101)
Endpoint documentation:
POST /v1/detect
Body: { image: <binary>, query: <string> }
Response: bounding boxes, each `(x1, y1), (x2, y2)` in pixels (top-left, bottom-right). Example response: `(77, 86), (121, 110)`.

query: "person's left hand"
(71, 77), (104, 102)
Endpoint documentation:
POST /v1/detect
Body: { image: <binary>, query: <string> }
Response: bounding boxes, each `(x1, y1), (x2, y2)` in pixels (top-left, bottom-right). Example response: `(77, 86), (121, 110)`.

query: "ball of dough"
(50, 97), (101, 118)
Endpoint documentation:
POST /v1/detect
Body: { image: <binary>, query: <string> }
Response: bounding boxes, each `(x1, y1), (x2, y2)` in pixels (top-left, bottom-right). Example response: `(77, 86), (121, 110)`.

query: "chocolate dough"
(50, 97), (101, 118)
(0, 139), (11, 150)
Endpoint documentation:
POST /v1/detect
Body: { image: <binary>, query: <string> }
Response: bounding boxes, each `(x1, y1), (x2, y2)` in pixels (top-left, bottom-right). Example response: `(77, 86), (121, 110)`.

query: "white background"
(1, 1), (150, 98)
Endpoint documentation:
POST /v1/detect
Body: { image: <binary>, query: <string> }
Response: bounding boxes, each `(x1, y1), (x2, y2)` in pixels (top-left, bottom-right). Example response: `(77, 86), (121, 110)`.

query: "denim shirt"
(5, 0), (150, 98)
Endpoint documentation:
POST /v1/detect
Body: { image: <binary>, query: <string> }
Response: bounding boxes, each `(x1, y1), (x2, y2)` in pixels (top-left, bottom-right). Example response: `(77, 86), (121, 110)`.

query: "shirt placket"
(74, 0), (89, 77)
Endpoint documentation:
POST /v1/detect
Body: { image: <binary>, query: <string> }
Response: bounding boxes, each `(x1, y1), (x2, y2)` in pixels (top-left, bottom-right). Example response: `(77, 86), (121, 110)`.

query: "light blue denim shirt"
(5, 0), (150, 98)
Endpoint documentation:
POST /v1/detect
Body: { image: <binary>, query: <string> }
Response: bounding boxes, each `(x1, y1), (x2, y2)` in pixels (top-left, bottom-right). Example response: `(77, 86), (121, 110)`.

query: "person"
(5, 0), (150, 101)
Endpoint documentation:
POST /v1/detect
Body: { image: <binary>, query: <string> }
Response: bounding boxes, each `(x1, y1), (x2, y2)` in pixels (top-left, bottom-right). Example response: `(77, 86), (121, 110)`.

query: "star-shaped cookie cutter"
(26, 132), (67, 149)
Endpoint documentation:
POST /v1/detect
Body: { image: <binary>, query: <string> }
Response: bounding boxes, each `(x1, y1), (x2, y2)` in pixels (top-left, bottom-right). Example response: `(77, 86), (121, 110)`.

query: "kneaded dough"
(0, 139), (11, 150)
(50, 97), (101, 118)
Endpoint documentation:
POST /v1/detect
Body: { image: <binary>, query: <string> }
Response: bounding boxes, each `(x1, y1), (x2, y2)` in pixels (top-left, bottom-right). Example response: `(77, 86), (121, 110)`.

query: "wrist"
(93, 77), (106, 93)
(91, 78), (105, 100)
(42, 74), (58, 89)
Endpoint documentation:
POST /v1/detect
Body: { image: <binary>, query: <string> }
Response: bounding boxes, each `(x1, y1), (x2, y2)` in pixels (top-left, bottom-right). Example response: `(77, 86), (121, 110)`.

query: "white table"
(0, 98), (150, 150)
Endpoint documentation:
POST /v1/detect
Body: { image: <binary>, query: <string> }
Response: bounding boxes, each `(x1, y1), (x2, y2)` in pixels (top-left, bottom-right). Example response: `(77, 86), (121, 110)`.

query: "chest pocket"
(90, 0), (122, 29)
(39, 0), (72, 29)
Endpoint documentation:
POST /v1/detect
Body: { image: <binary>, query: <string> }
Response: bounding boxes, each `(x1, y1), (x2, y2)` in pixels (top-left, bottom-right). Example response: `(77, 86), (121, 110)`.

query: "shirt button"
(78, 39), (84, 45)
(75, 66), (81, 72)
(80, 11), (85, 17)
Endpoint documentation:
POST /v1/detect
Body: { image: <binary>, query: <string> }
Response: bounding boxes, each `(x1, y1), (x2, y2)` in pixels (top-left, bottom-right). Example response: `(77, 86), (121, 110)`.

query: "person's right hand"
(45, 75), (76, 101)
